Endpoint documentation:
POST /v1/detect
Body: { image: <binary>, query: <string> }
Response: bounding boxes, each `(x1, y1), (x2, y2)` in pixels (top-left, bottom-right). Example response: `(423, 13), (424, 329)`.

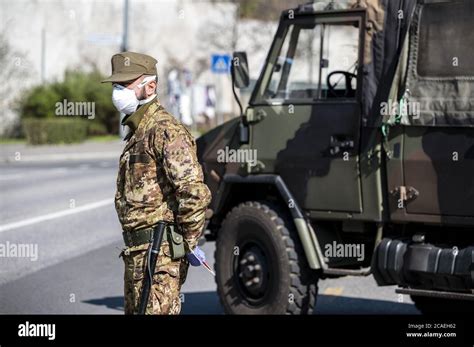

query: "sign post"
(211, 54), (231, 125)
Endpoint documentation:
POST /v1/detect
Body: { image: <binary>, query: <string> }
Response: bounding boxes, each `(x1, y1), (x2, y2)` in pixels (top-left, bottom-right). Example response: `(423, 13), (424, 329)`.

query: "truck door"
(249, 10), (365, 213)
(395, 1), (474, 219)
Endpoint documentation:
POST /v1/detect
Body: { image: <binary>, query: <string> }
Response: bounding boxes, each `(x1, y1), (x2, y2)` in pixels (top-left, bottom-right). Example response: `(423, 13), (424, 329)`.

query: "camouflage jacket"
(115, 97), (211, 251)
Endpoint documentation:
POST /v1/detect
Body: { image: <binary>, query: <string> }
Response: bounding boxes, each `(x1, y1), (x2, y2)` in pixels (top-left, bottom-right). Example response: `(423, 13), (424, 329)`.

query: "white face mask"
(112, 84), (139, 114)
(112, 75), (157, 114)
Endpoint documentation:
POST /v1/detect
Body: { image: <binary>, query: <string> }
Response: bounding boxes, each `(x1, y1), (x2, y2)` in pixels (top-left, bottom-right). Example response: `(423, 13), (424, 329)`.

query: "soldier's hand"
(186, 246), (206, 266)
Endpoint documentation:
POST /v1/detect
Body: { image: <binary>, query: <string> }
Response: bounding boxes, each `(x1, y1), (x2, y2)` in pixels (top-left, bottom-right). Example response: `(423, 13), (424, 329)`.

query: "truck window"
(417, 1), (474, 77)
(265, 20), (359, 102)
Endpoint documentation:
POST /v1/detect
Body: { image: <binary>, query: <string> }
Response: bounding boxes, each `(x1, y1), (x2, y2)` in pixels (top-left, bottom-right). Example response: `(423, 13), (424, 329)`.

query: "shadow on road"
(317, 295), (419, 315)
(181, 291), (223, 314)
(83, 297), (123, 312)
(82, 293), (418, 315)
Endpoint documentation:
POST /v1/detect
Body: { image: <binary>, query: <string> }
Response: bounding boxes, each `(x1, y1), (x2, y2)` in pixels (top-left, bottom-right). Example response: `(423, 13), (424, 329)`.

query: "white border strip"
(0, 199), (113, 233)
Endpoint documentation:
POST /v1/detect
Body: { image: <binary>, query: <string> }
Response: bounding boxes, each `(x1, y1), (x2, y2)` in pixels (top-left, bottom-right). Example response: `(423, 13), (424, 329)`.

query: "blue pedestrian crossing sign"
(211, 54), (231, 74)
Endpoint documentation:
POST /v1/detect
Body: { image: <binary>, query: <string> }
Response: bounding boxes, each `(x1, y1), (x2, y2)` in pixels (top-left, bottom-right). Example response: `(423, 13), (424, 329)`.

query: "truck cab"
(197, 0), (474, 314)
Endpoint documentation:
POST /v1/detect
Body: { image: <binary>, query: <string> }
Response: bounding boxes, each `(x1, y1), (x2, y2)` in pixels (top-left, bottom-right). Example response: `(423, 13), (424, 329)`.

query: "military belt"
(122, 223), (181, 248)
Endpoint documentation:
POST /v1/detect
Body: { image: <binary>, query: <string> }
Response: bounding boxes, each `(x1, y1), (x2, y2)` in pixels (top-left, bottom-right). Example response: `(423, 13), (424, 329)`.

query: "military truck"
(196, 0), (474, 314)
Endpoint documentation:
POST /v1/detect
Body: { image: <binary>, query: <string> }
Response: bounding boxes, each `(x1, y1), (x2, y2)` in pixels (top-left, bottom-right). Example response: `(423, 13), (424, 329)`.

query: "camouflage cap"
(102, 51), (157, 83)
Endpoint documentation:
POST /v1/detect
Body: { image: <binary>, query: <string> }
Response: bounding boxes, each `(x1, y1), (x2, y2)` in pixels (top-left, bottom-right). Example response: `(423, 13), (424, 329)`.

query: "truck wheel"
(411, 295), (474, 313)
(215, 201), (318, 314)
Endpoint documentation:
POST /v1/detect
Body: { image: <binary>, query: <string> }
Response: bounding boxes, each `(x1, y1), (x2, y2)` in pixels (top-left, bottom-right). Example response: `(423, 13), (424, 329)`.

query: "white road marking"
(0, 173), (27, 180)
(0, 199), (113, 233)
(0, 168), (69, 181)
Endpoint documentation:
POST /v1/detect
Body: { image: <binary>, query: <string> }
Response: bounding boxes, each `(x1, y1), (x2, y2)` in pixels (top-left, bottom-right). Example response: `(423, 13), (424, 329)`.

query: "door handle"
(247, 109), (267, 124)
(255, 109), (267, 122)
(329, 135), (354, 156)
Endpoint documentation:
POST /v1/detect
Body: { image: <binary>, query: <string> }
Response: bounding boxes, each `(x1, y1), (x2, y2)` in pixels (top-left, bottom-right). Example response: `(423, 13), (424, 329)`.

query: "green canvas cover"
(389, 0), (474, 127)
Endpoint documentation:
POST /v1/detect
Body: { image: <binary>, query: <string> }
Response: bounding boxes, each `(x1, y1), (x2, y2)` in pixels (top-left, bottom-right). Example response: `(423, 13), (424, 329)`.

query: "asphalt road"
(0, 150), (419, 315)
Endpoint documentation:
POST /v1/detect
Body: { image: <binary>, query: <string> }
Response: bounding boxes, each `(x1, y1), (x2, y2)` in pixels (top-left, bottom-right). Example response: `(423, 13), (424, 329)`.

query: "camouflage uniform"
(116, 97), (211, 314)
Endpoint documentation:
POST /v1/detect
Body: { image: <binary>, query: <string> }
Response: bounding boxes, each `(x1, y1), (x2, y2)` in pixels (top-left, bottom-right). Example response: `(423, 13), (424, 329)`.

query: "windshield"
(264, 19), (360, 101)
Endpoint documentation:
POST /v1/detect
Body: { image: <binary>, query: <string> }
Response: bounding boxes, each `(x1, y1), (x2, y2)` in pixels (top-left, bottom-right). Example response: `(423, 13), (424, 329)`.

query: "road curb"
(1, 151), (121, 163)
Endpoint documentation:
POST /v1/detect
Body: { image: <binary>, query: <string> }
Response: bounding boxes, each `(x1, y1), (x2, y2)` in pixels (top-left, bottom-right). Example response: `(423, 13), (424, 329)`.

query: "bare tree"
(0, 32), (32, 136)
(0, 33), (30, 101)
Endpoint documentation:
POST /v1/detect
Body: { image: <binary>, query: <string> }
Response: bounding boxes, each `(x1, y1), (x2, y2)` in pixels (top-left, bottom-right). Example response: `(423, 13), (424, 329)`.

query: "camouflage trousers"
(121, 240), (189, 315)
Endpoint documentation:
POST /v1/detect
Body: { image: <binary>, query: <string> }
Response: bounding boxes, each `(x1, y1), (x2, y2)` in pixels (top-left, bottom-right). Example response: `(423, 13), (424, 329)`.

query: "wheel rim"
(235, 240), (271, 306)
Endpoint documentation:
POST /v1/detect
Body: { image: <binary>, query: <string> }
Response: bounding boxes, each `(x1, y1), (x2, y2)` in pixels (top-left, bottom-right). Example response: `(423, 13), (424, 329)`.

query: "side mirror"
(231, 51), (250, 89)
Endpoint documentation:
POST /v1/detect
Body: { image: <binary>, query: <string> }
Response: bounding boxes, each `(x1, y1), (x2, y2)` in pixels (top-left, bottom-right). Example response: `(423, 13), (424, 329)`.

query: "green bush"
(22, 119), (88, 145)
(87, 121), (109, 136)
(19, 85), (61, 119)
(18, 68), (118, 137)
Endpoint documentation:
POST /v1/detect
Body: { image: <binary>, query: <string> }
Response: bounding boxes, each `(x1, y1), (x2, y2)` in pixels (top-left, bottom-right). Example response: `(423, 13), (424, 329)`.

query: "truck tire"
(215, 201), (318, 314)
(411, 295), (474, 314)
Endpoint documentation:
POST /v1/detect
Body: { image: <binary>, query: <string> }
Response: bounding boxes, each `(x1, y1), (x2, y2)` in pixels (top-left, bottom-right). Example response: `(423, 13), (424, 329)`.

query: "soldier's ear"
(146, 80), (157, 96)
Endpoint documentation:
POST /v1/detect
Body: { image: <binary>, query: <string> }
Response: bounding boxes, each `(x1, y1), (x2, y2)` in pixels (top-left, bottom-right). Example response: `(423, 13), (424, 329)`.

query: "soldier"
(102, 52), (211, 314)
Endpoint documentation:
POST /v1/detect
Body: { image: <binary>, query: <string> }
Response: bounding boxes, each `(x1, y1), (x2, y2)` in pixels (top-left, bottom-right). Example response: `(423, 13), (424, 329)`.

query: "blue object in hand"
(187, 246), (206, 267)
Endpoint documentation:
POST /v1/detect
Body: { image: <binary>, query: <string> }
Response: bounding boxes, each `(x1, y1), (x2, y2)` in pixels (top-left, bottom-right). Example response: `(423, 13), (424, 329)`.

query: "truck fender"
(215, 174), (324, 270)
